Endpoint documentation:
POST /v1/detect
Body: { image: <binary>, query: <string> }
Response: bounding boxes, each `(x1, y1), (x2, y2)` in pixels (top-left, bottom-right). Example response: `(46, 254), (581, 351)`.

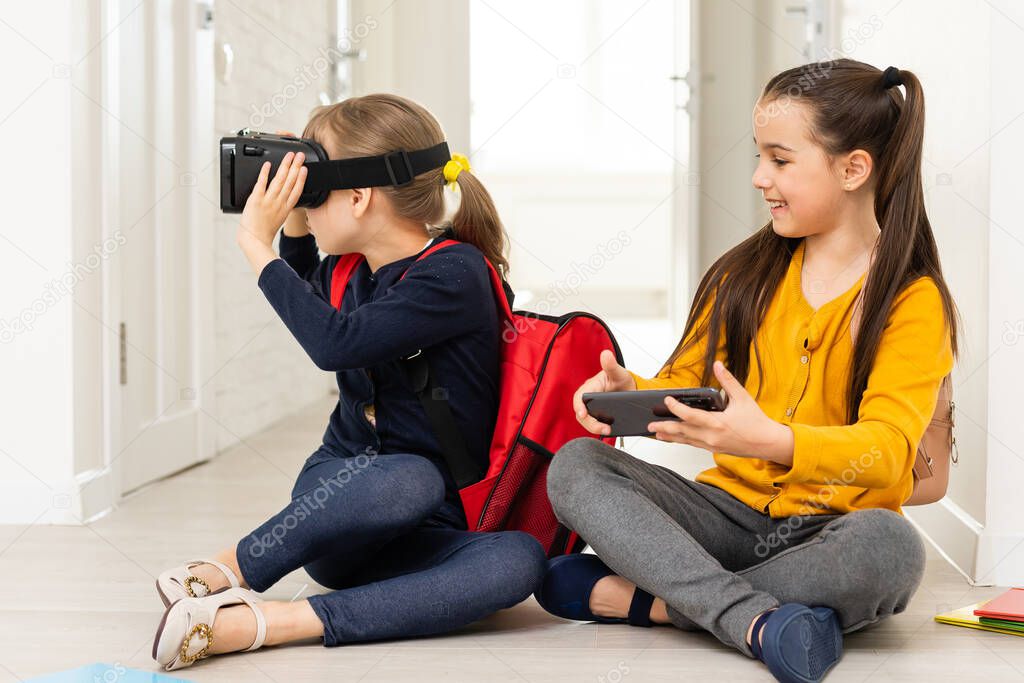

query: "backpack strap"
(402, 349), (483, 488)
(398, 238), (504, 489)
(329, 253), (366, 310)
(328, 238), (508, 489)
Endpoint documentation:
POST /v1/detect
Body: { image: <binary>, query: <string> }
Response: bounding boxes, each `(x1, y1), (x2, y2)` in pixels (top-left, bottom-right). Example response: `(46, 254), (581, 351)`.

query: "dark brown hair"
(663, 59), (960, 424)
(302, 94), (510, 274)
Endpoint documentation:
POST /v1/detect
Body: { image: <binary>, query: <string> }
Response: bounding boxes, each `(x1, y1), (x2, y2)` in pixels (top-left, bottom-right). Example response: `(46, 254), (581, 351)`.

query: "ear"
(839, 149), (873, 191)
(350, 187), (373, 218)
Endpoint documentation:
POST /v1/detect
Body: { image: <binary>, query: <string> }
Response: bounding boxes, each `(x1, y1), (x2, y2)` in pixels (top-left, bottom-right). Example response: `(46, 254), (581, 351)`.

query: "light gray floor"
(1, 396), (1020, 683)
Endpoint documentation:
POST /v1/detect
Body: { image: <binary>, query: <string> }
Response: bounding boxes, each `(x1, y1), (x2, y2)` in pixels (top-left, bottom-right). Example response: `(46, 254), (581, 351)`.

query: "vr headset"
(219, 129), (452, 213)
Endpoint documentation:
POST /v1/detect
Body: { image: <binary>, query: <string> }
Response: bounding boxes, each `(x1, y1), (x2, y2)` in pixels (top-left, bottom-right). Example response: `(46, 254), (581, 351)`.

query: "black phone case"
(582, 387), (728, 437)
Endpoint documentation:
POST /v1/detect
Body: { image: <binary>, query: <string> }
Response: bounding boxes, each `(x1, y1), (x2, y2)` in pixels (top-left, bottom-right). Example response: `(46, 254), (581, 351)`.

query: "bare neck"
(361, 222), (432, 273)
(803, 199), (880, 278)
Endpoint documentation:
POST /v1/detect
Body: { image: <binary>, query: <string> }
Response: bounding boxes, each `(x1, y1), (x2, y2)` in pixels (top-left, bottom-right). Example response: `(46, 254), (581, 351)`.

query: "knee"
(379, 454), (446, 522)
(483, 531), (548, 604)
(859, 508), (926, 575)
(547, 437), (613, 511)
(838, 508), (926, 600)
(385, 453), (447, 498)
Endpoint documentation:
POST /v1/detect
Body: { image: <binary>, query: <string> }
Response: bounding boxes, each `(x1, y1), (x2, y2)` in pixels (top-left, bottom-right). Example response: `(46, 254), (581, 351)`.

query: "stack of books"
(935, 587), (1024, 636)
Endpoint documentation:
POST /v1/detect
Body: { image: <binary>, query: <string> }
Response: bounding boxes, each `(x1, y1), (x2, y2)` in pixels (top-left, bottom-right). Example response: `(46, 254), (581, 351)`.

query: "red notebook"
(974, 588), (1024, 622)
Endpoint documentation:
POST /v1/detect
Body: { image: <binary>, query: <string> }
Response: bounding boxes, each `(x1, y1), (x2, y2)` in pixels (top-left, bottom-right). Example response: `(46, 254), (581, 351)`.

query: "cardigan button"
(785, 407), (793, 416)
(800, 355), (808, 364)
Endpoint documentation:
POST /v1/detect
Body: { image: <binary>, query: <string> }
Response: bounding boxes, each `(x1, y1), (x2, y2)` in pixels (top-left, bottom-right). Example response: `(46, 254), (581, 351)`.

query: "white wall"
(693, 1), (769, 278)
(833, 0), (1024, 586)
(975, 1), (1024, 587)
(210, 1), (339, 449)
(0, 2), (93, 524)
(352, 0), (470, 150)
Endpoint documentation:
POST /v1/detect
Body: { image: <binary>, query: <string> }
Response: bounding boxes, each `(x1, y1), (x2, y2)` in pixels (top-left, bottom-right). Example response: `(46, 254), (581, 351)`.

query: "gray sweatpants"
(547, 438), (927, 657)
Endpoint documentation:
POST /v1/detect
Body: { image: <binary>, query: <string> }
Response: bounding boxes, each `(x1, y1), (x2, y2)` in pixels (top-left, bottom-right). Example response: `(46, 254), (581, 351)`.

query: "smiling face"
(751, 99), (852, 238)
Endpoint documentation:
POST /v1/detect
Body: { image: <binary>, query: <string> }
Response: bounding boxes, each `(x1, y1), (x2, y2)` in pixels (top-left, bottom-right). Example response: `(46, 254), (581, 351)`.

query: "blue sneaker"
(534, 554), (655, 626)
(750, 603), (843, 682)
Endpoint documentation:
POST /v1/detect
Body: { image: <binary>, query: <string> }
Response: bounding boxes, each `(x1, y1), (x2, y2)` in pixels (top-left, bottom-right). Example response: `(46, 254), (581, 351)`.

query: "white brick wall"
(211, 1), (337, 451)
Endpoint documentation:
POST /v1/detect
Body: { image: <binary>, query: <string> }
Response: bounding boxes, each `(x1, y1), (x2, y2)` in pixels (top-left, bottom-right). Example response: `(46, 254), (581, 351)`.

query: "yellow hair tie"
(443, 153), (471, 191)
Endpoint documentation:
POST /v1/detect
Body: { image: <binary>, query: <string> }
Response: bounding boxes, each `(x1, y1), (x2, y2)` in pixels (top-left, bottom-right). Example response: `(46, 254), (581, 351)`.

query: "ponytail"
(450, 169), (510, 276)
(844, 66), (960, 424)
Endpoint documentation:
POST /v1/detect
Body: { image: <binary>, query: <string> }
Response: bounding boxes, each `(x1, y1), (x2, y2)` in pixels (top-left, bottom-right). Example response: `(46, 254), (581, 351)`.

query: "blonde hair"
(302, 94), (510, 275)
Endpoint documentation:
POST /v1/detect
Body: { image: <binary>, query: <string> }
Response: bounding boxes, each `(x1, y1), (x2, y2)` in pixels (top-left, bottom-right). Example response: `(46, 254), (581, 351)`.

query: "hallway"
(0, 397), (1017, 682)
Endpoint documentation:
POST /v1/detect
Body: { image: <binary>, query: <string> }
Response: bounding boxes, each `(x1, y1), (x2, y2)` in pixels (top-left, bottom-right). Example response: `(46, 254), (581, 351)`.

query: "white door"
(671, 0), (698, 322)
(107, 0), (216, 493)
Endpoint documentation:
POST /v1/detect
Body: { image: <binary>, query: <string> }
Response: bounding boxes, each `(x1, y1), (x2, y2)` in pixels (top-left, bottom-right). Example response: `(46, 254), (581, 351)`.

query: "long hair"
(302, 93), (510, 275)
(662, 59), (960, 424)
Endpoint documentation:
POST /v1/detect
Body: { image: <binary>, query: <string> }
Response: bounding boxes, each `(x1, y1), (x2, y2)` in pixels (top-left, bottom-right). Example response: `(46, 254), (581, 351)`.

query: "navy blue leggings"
(235, 447), (547, 646)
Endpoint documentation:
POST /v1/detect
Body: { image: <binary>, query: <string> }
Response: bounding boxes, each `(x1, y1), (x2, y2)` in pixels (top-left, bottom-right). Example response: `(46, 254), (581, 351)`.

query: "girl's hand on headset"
(282, 207), (310, 238)
(237, 151), (307, 249)
(274, 132), (311, 239)
(573, 349), (636, 436)
(647, 360), (794, 463)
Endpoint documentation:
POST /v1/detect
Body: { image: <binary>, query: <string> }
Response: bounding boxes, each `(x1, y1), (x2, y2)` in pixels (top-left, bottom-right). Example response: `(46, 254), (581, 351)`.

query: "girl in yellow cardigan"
(535, 59), (959, 683)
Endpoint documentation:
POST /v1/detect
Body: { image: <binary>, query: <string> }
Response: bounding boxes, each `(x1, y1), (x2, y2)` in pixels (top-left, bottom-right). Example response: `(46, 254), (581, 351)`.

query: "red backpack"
(329, 238), (621, 557)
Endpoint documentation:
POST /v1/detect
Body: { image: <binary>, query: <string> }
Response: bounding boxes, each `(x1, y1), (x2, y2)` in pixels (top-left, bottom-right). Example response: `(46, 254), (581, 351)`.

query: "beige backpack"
(850, 287), (957, 506)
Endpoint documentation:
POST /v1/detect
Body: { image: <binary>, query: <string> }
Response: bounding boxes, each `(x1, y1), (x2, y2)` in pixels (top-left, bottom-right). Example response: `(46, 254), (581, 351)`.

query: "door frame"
(74, 0), (216, 518)
(670, 0), (699, 325)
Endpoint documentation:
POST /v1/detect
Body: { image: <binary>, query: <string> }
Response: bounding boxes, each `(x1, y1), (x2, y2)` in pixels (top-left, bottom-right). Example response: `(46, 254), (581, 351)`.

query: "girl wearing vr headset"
(152, 94), (546, 670)
(535, 60), (959, 683)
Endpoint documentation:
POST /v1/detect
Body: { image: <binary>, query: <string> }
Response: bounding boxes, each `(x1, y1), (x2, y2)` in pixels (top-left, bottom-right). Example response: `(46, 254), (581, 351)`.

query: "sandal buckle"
(179, 622), (213, 664)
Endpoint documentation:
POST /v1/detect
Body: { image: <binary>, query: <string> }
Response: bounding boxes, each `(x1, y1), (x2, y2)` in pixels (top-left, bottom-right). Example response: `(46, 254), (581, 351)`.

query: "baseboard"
(74, 466), (117, 523)
(904, 496), (982, 583)
(0, 467), (117, 526)
(975, 529), (1024, 587)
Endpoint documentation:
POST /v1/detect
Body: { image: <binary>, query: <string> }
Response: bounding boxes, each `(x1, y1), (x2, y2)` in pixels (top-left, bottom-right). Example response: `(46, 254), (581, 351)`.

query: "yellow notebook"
(935, 603), (1024, 637)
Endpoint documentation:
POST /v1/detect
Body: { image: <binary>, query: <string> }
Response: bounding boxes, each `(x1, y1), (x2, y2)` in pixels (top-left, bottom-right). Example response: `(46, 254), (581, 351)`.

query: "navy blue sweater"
(257, 231), (502, 524)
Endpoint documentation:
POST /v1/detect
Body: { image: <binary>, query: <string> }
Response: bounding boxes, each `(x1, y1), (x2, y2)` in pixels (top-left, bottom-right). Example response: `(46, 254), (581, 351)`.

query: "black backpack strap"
(402, 350), (484, 488)
(396, 235), (511, 490)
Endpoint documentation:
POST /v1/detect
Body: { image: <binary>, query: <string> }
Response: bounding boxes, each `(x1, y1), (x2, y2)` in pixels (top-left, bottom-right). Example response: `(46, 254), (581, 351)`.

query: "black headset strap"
(303, 141), (451, 191)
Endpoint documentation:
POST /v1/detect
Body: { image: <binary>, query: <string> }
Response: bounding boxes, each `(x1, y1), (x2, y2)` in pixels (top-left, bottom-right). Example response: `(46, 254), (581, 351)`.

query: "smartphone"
(582, 387), (728, 437)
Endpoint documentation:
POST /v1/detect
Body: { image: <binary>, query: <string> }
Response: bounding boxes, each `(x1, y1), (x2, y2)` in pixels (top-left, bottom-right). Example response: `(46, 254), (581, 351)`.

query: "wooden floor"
(1, 397), (1019, 683)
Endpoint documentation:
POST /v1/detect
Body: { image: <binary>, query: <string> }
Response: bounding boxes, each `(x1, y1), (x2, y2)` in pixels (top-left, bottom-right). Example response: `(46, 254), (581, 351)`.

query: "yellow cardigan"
(631, 239), (954, 517)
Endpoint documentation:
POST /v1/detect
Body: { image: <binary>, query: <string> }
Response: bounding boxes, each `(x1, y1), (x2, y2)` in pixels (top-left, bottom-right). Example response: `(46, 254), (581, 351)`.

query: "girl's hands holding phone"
(573, 349), (636, 436)
(647, 360), (794, 464)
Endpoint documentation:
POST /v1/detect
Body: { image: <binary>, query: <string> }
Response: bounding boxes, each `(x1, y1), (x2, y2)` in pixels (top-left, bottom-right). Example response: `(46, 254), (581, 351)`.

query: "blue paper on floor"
(24, 663), (192, 683)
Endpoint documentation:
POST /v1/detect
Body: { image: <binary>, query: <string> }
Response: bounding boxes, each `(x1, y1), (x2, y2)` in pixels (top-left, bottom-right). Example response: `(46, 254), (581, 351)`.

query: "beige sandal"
(156, 558), (242, 606)
(152, 586), (267, 671)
